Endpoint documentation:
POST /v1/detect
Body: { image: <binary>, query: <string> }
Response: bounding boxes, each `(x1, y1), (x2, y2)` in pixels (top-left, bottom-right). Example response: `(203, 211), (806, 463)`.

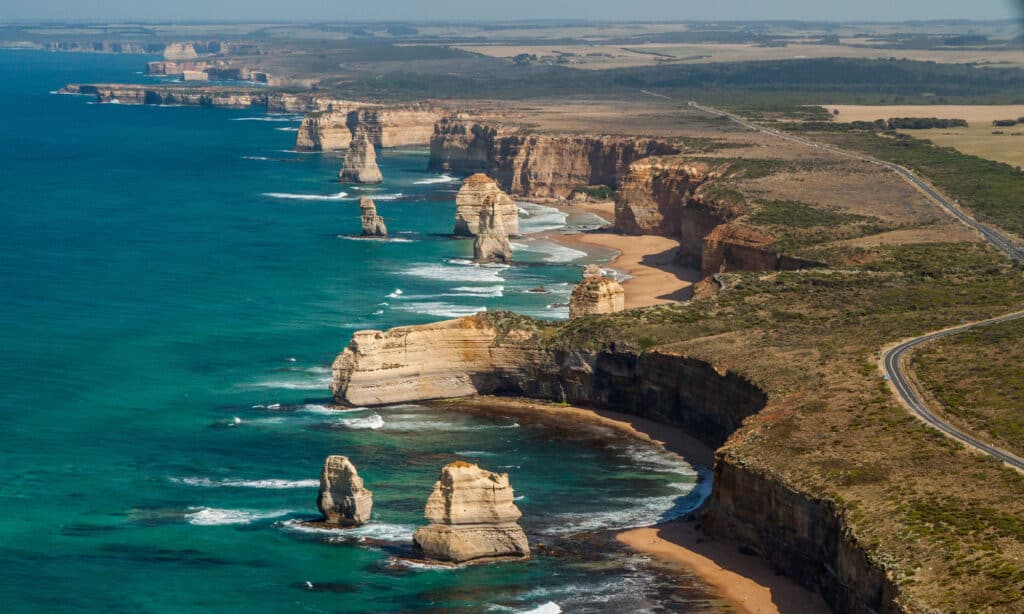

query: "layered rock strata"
(332, 315), (901, 609)
(569, 273), (625, 319)
(316, 455), (373, 527)
(296, 107), (443, 151)
(472, 201), (512, 264)
(339, 131), (383, 184)
(60, 84), (335, 112)
(453, 174), (519, 237)
(615, 156), (823, 277)
(359, 197), (387, 237)
(412, 461), (530, 564)
(429, 119), (679, 200)
(330, 316), (546, 407)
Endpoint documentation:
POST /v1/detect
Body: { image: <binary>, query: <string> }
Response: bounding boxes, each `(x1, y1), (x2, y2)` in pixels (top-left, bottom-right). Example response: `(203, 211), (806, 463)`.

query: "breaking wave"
(262, 191), (350, 201)
(185, 507), (292, 526)
(413, 173), (459, 185)
(170, 477), (318, 489)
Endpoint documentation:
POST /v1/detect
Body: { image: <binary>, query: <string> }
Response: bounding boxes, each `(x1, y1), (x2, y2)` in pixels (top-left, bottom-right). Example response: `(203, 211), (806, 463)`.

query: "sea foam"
(185, 507), (292, 526)
(262, 191), (349, 201)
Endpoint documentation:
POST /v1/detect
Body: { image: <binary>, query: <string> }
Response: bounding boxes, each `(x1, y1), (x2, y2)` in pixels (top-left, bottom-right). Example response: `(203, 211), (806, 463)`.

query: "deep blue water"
(0, 51), (717, 612)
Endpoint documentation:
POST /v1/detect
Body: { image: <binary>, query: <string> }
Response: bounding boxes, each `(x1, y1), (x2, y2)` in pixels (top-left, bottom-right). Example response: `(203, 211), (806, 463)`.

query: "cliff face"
(615, 157), (722, 236)
(330, 317), (546, 407)
(61, 85), (329, 112)
(454, 174), (519, 237)
(615, 156), (822, 278)
(295, 107), (443, 151)
(429, 119), (679, 200)
(296, 108), (359, 151)
(331, 315), (901, 611)
(45, 41), (156, 54)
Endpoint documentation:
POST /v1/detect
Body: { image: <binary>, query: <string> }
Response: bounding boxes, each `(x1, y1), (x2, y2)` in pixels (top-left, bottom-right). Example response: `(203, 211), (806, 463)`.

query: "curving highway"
(882, 313), (1024, 471)
(689, 100), (1024, 468)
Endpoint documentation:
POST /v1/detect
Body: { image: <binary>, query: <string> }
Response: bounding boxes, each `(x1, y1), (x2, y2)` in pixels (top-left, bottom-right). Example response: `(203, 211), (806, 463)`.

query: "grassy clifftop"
(549, 240), (1024, 610)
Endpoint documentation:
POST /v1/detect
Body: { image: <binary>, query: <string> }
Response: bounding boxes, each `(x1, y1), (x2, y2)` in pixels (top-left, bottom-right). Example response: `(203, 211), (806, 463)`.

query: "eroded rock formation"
(296, 106), (443, 151)
(331, 313), (898, 609)
(615, 157), (724, 236)
(339, 131), (383, 184)
(60, 84), (333, 112)
(412, 461), (530, 564)
(316, 455), (373, 527)
(473, 200), (512, 263)
(330, 315), (545, 407)
(569, 272), (625, 319)
(359, 197), (387, 237)
(430, 119), (679, 200)
(454, 174), (519, 237)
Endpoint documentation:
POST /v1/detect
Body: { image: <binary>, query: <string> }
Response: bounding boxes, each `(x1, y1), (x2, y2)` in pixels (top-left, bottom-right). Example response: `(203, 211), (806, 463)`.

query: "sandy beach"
(443, 396), (830, 614)
(543, 201), (701, 309)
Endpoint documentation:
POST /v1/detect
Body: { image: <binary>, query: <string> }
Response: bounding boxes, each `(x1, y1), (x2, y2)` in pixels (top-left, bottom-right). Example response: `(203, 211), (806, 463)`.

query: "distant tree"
(993, 119), (1018, 127)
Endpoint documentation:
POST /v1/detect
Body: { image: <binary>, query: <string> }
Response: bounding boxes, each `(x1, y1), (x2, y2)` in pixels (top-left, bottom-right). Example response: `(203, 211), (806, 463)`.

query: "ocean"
(0, 50), (718, 612)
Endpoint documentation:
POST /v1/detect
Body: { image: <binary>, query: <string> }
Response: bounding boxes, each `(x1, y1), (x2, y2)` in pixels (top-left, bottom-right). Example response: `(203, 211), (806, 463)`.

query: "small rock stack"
(473, 200), (512, 263)
(339, 130), (383, 184)
(359, 197), (387, 237)
(413, 461), (530, 564)
(316, 455), (373, 527)
(569, 265), (625, 319)
(453, 174), (519, 237)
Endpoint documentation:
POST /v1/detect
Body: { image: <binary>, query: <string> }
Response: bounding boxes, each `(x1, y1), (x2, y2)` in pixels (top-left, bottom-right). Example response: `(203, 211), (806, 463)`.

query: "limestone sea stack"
(472, 200), (512, 263)
(453, 174), (519, 237)
(413, 461), (530, 564)
(316, 455), (373, 527)
(569, 268), (625, 319)
(359, 197), (387, 237)
(339, 130), (383, 184)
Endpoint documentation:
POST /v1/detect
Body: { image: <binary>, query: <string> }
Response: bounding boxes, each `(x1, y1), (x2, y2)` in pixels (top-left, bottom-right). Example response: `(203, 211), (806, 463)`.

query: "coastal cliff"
(296, 106), (443, 151)
(428, 119), (679, 200)
(616, 156), (822, 277)
(60, 84), (334, 112)
(331, 313), (901, 612)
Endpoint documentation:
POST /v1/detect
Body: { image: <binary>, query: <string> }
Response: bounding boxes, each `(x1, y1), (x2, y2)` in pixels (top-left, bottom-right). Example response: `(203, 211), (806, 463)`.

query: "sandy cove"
(543, 200), (700, 308)
(439, 396), (829, 614)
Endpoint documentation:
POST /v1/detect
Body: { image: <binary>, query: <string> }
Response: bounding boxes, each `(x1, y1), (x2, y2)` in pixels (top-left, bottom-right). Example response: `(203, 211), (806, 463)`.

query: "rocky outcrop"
(45, 41), (156, 54)
(429, 119), (679, 200)
(332, 315), (900, 610)
(330, 315), (545, 407)
(60, 84), (268, 108)
(163, 42), (201, 61)
(615, 157), (724, 236)
(453, 174), (519, 237)
(359, 197), (387, 237)
(61, 84), (331, 112)
(412, 461), (530, 564)
(339, 131), (383, 184)
(473, 200), (512, 263)
(316, 455), (373, 527)
(569, 273), (625, 319)
(614, 156), (823, 277)
(296, 107), (360, 151)
(295, 106), (442, 151)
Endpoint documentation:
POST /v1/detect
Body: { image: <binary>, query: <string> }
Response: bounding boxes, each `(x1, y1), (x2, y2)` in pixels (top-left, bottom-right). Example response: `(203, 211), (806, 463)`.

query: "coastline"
(440, 396), (829, 614)
(542, 200), (701, 308)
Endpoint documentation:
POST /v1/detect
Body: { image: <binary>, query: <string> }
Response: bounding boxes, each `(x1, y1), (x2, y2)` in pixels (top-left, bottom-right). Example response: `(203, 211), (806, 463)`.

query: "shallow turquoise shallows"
(0, 50), (715, 613)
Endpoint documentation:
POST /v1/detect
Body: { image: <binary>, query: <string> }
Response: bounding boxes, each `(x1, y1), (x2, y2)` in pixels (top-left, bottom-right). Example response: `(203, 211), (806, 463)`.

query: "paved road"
(882, 312), (1024, 471)
(689, 101), (1024, 468)
(688, 101), (1024, 261)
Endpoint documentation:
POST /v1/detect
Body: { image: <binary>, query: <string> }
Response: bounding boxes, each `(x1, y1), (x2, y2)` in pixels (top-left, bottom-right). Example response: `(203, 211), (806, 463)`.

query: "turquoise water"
(0, 51), (716, 612)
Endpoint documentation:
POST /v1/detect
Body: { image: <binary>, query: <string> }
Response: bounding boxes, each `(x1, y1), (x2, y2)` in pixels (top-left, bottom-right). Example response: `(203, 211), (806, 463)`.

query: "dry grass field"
(457, 42), (1024, 69)
(824, 105), (1024, 166)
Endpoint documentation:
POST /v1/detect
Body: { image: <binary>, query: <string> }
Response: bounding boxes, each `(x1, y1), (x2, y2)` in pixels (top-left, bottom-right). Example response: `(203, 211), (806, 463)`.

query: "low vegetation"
(911, 317), (1024, 457)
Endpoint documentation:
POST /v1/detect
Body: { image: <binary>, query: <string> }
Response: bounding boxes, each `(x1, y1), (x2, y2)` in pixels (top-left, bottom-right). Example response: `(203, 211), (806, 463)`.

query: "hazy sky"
(0, 0), (1020, 22)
